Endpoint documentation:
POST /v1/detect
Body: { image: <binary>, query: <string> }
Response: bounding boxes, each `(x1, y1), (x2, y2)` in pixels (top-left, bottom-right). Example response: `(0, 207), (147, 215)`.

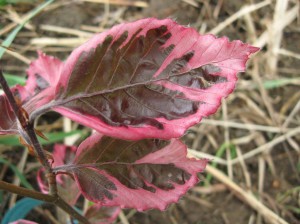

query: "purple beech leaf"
(84, 205), (121, 224)
(31, 17), (259, 140)
(1, 18), (258, 140)
(37, 144), (80, 205)
(58, 133), (208, 211)
(38, 144), (120, 223)
(20, 51), (63, 118)
(0, 51), (63, 135)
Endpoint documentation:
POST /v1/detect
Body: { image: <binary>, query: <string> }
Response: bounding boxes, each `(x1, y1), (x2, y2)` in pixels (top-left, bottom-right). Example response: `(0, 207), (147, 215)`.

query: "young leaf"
(21, 51), (63, 110)
(0, 92), (18, 134)
(58, 133), (208, 211)
(37, 144), (80, 205)
(0, 51), (63, 135)
(32, 18), (259, 140)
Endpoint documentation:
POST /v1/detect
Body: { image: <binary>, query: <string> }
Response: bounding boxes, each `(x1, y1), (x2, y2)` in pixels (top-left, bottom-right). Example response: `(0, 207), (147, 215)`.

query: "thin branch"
(0, 69), (52, 174)
(0, 181), (90, 224)
(0, 70), (25, 125)
(0, 180), (54, 202)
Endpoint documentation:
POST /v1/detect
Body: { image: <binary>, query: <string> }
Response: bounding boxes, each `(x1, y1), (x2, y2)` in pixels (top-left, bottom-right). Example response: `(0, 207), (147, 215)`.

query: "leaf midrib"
(54, 71), (192, 107)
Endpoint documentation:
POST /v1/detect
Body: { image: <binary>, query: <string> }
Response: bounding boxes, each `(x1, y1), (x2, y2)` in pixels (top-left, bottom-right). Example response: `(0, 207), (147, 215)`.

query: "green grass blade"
(205, 143), (235, 185)
(285, 205), (300, 214)
(0, 157), (33, 189)
(0, 130), (84, 146)
(0, 0), (54, 59)
(263, 78), (300, 89)
(0, 0), (37, 5)
(38, 130), (84, 145)
(3, 73), (26, 86)
(2, 198), (44, 223)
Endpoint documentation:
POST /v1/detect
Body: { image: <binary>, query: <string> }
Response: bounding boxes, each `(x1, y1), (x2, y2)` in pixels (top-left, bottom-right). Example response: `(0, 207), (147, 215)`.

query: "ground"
(0, 0), (299, 224)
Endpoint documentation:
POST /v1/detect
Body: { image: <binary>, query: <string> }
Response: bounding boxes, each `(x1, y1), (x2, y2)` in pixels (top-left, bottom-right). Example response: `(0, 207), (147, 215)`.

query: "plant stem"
(0, 69), (53, 180)
(0, 71), (25, 125)
(0, 70), (51, 171)
(0, 69), (58, 192)
(0, 70), (90, 223)
(0, 181), (90, 224)
(0, 180), (53, 202)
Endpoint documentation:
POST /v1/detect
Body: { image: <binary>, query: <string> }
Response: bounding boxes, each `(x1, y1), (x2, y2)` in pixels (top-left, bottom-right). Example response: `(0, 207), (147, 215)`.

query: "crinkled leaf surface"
(32, 18), (259, 140)
(0, 51), (63, 135)
(1, 18), (258, 140)
(37, 144), (80, 205)
(59, 133), (208, 211)
(84, 204), (120, 224)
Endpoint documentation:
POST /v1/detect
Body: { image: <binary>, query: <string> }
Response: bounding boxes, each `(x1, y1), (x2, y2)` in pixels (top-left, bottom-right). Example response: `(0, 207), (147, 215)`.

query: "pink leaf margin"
(74, 134), (208, 211)
(53, 18), (259, 140)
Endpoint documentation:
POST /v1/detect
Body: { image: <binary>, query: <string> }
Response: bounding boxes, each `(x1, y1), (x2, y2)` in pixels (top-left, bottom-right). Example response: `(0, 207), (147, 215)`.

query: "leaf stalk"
(0, 181), (90, 224)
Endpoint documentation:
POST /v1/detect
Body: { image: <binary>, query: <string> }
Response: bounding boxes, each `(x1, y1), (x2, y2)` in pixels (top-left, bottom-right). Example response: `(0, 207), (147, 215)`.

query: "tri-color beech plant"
(0, 18), (259, 223)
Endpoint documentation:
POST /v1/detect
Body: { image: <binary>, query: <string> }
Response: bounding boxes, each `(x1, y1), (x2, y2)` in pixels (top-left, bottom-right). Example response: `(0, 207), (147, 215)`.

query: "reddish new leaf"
(0, 92), (18, 134)
(57, 133), (208, 211)
(25, 51), (63, 97)
(0, 52), (63, 135)
(0, 83), (31, 135)
(37, 144), (80, 205)
(27, 18), (259, 140)
(18, 51), (63, 121)
(84, 205), (120, 224)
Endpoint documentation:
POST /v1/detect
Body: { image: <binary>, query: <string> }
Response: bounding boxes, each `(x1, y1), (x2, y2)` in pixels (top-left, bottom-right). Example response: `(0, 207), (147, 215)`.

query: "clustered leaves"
(0, 18), (258, 223)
